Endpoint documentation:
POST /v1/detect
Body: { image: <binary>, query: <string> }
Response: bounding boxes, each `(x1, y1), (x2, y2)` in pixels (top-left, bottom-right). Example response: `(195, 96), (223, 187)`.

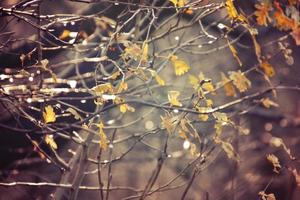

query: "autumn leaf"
(221, 141), (239, 161)
(59, 30), (71, 40)
(259, 191), (277, 200)
(198, 72), (215, 93)
(161, 114), (177, 134)
(291, 26), (300, 45)
(169, 0), (185, 8)
(254, 3), (271, 26)
(43, 105), (56, 123)
(227, 40), (242, 66)
(149, 69), (165, 86)
(120, 103), (135, 113)
(66, 108), (83, 120)
(229, 70), (251, 92)
(93, 83), (113, 95)
(267, 154), (281, 173)
(189, 75), (199, 89)
(97, 122), (108, 150)
(117, 80), (128, 93)
(221, 72), (236, 97)
(270, 137), (295, 160)
(261, 98), (279, 108)
(122, 43), (148, 63)
(225, 0), (239, 20)
(168, 91), (182, 107)
(260, 60), (275, 77)
(199, 114), (209, 121)
(170, 55), (190, 76)
(273, 3), (296, 31)
(45, 134), (58, 150)
(178, 129), (188, 140)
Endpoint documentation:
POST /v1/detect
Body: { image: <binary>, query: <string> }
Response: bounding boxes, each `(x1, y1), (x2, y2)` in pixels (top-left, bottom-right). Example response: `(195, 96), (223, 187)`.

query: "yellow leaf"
(66, 108), (83, 120)
(206, 99), (213, 107)
(227, 40), (242, 66)
(142, 43), (148, 62)
(45, 134), (58, 150)
(93, 83), (113, 95)
(189, 75), (199, 89)
(97, 122), (108, 150)
(261, 98), (279, 108)
(59, 30), (70, 40)
(149, 69), (165, 86)
(198, 72), (215, 93)
(119, 103), (135, 113)
(225, 0), (239, 20)
(266, 154), (281, 173)
(221, 141), (239, 161)
(254, 3), (271, 26)
(199, 114), (209, 121)
(229, 70), (251, 92)
(161, 114), (175, 134)
(178, 129), (188, 140)
(213, 112), (229, 123)
(170, 55), (190, 76)
(221, 72), (236, 97)
(117, 80), (128, 93)
(168, 90), (182, 107)
(259, 191), (277, 200)
(169, 0), (185, 8)
(43, 105), (56, 123)
(260, 60), (275, 77)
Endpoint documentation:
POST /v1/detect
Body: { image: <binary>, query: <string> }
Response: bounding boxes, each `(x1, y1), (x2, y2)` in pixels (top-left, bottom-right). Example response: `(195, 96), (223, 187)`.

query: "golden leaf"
(66, 108), (83, 120)
(149, 69), (165, 86)
(97, 122), (108, 150)
(259, 191), (277, 200)
(213, 112), (229, 123)
(142, 43), (148, 62)
(93, 83), (113, 95)
(117, 80), (128, 93)
(228, 40), (242, 66)
(170, 55), (190, 76)
(43, 105), (56, 123)
(221, 72), (236, 97)
(260, 60), (275, 77)
(254, 3), (271, 26)
(221, 141), (239, 161)
(198, 72), (215, 93)
(169, 0), (185, 8)
(45, 134), (58, 150)
(266, 154), (281, 173)
(199, 114), (209, 121)
(273, 3), (296, 31)
(168, 91), (182, 107)
(161, 114), (176, 134)
(291, 26), (300, 46)
(229, 70), (251, 92)
(189, 75), (199, 89)
(178, 129), (188, 140)
(261, 98), (279, 108)
(225, 0), (239, 20)
(59, 30), (71, 40)
(120, 104), (135, 113)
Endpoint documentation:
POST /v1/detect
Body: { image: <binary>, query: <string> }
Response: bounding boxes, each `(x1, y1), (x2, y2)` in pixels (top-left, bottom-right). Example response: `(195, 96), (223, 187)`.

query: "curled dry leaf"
(97, 122), (108, 150)
(258, 191), (277, 200)
(260, 61), (275, 77)
(266, 154), (281, 173)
